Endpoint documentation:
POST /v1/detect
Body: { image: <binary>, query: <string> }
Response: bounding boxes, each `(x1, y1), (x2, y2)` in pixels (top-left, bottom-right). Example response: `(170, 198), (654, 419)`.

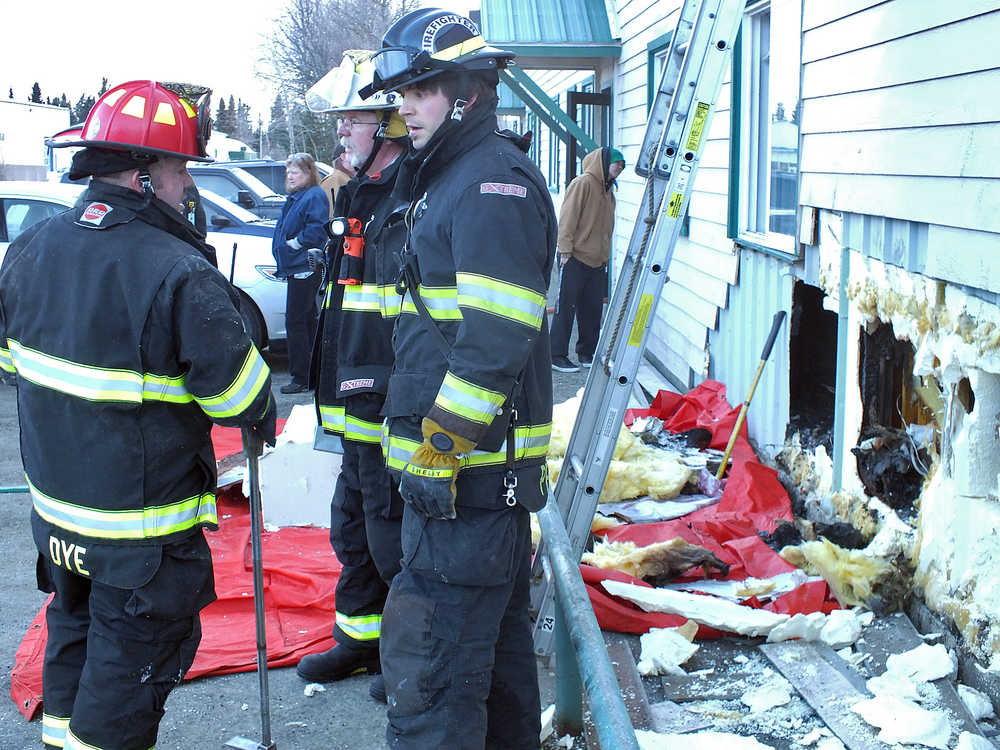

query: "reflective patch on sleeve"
(480, 182), (527, 198)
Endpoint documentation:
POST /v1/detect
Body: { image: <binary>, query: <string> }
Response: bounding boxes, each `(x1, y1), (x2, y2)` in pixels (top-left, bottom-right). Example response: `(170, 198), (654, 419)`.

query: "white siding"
(799, 3), (1000, 234)
(611, 0), (739, 394)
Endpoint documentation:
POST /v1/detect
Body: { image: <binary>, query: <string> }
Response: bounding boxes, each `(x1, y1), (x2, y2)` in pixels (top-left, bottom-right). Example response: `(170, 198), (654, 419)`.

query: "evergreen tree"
(73, 93), (96, 124)
(98, 77), (109, 96)
(30, 82), (42, 103)
(8, 88), (12, 99)
(59, 93), (70, 108)
(267, 95), (291, 157)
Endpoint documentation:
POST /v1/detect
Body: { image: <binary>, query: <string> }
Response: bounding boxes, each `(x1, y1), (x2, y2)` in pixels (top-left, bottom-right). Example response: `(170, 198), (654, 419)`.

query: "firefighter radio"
(327, 216), (365, 285)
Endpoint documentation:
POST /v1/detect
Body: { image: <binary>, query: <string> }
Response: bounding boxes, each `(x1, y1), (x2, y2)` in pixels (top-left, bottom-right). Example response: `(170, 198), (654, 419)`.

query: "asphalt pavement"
(0, 337), (587, 750)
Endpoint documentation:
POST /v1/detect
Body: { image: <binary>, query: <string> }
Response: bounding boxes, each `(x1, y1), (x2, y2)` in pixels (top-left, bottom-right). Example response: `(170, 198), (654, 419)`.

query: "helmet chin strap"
(355, 117), (389, 178)
(450, 98), (469, 121)
(138, 170), (155, 196)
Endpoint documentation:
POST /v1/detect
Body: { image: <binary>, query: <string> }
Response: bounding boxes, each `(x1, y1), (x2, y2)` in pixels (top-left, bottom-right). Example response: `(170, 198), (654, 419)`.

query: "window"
(2, 199), (65, 244)
(730, 0), (801, 257)
(646, 32), (673, 112)
(192, 173), (243, 205)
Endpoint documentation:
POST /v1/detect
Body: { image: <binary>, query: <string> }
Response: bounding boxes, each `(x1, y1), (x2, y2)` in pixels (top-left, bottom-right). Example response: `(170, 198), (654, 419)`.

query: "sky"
(3, 0), (478, 128)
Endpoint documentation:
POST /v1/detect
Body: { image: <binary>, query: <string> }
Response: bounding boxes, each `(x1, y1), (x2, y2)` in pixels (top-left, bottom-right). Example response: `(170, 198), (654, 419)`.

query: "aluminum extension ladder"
(531, 0), (746, 658)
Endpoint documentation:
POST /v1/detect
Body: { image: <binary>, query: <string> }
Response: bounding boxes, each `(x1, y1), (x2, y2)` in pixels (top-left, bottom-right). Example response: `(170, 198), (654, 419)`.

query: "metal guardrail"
(536, 500), (641, 749)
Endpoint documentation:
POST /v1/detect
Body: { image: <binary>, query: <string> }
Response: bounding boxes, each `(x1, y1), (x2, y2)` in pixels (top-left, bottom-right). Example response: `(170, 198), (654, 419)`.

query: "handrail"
(536, 499), (641, 749)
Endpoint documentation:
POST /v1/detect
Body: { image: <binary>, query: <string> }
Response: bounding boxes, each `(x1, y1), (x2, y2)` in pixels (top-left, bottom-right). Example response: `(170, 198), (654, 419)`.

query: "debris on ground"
(582, 538), (730, 584)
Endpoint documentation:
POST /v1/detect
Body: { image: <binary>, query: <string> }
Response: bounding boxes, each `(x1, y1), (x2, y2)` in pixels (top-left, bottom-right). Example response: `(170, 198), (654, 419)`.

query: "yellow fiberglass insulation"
(547, 392), (692, 503)
(582, 538), (730, 583)
(780, 538), (895, 607)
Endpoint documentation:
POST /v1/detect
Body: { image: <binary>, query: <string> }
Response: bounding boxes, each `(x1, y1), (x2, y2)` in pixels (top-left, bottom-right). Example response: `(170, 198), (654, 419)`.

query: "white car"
(0, 181), (287, 348)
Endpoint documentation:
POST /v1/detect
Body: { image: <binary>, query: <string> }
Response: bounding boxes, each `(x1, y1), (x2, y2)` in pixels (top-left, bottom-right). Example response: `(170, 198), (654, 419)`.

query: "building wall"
(801, 0), (1000, 666)
(611, 0), (741, 390)
(0, 100), (70, 180)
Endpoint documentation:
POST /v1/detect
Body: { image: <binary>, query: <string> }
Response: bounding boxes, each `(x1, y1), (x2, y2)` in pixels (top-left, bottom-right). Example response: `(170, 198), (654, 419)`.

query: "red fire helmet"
(49, 80), (213, 162)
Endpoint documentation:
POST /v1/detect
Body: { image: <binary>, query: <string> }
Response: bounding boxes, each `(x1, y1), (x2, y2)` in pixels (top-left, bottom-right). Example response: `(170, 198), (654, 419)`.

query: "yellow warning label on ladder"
(685, 102), (711, 151)
(667, 192), (685, 218)
(628, 294), (654, 347)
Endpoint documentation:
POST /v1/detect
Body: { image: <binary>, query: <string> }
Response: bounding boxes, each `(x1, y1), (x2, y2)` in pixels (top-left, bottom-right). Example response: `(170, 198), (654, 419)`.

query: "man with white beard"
(296, 52), (408, 703)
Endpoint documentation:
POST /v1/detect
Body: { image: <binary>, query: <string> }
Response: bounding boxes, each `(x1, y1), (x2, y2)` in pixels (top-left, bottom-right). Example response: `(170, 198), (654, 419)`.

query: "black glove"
(307, 249), (325, 272)
(246, 393), (277, 452)
(397, 418), (475, 520)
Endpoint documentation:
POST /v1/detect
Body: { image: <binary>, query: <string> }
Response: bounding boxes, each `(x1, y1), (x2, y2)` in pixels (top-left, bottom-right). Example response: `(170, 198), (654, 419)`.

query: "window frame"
(727, 0), (803, 261)
(646, 32), (674, 112)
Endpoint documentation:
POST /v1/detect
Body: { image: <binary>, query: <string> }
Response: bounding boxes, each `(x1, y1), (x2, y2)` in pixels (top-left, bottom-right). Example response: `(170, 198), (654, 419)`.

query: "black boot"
(369, 674), (387, 704)
(296, 645), (380, 683)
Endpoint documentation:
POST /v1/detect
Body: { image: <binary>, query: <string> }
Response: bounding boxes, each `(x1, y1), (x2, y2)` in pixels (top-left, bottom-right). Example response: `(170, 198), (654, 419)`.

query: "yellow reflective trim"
(121, 95), (146, 119)
(435, 371), (505, 425)
(9, 339), (142, 402)
(401, 285), (462, 321)
(153, 101), (176, 125)
(384, 423), (551, 471)
(319, 404), (346, 434)
(29, 475), (217, 540)
(344, 414), (383, 444)
(431, 35), (486, 62)
(42, 713), (69, 747)
(195, 346), (270, 419)
(342, 283), (380, 312)
(0, 346), (13, 373)
(179, 98), (196, 118)
(336, 610), (382, 640)
(456, 272), (545, 328)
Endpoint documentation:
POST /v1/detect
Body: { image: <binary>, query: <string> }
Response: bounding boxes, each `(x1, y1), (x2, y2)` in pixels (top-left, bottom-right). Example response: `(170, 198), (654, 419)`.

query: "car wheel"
(237, 291), (268, 350)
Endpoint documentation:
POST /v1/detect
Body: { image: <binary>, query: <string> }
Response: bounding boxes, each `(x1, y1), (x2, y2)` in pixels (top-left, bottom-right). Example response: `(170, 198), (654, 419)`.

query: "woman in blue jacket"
(272, 153), (329, 393)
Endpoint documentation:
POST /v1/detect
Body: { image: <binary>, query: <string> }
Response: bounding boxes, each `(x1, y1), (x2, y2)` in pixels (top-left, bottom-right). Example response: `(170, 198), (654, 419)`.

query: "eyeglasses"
(337, 116), (380, 129)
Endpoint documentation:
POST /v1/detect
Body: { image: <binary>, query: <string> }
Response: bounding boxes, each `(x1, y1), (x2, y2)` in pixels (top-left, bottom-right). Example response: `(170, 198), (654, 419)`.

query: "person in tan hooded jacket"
(550, 145), (625, 372)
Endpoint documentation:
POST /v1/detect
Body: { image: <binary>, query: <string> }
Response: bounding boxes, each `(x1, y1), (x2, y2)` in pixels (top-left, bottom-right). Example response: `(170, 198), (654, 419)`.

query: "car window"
(3, 199), (65, 243)
(198, 188), (265, 224)
(242, 165), (286, 196)
(192, 173), (243, 204)
(227, 168), (283, 199)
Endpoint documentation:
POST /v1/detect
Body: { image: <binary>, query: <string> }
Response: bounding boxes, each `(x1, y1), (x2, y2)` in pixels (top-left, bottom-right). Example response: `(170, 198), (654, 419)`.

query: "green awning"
(480, 0), (621, 66)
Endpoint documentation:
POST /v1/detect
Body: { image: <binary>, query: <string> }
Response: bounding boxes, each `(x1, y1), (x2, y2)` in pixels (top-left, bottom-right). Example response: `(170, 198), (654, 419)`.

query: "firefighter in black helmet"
(366, 9), (557, 748)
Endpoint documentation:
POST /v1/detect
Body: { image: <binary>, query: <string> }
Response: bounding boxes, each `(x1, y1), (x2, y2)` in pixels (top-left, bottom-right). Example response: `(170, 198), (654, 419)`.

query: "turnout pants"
(329, 439), (404, 652)
(549, 256), (607, 360)
(382, 467), (544, 750)
(36, 532), (215, 750)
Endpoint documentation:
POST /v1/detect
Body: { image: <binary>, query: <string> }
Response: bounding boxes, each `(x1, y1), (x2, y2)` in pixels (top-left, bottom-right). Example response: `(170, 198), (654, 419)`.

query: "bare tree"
(263, 0), (419, 161)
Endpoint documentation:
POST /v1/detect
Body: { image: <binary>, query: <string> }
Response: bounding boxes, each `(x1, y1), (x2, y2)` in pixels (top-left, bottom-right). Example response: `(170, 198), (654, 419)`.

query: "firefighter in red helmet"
(0, 80), (275, 750)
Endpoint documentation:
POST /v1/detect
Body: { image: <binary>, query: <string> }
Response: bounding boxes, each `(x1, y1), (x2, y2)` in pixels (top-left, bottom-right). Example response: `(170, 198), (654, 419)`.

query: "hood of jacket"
(556, 147), (616, 268)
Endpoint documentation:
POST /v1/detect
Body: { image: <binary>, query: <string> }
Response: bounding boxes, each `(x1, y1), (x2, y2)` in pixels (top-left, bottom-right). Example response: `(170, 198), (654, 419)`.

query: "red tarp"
(11, 382), (837, 721)
(585, 380), (839, 635)
(10, 421), (343, 721)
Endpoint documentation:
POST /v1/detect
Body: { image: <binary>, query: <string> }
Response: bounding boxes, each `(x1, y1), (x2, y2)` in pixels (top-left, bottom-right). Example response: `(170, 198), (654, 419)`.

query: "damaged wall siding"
(816, 211), (1000, 666)
(797, 0), (1000, 666)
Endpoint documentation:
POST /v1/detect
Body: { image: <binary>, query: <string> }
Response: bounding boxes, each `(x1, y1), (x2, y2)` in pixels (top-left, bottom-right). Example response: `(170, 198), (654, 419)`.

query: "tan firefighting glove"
(398, 417), (475, 520)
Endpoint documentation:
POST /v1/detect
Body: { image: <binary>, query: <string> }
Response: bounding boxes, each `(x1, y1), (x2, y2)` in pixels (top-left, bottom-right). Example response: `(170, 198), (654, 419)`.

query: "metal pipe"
(0, 486), (29, 494)
(536, 500), (641, 750)
(554, 598), (582, 735)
